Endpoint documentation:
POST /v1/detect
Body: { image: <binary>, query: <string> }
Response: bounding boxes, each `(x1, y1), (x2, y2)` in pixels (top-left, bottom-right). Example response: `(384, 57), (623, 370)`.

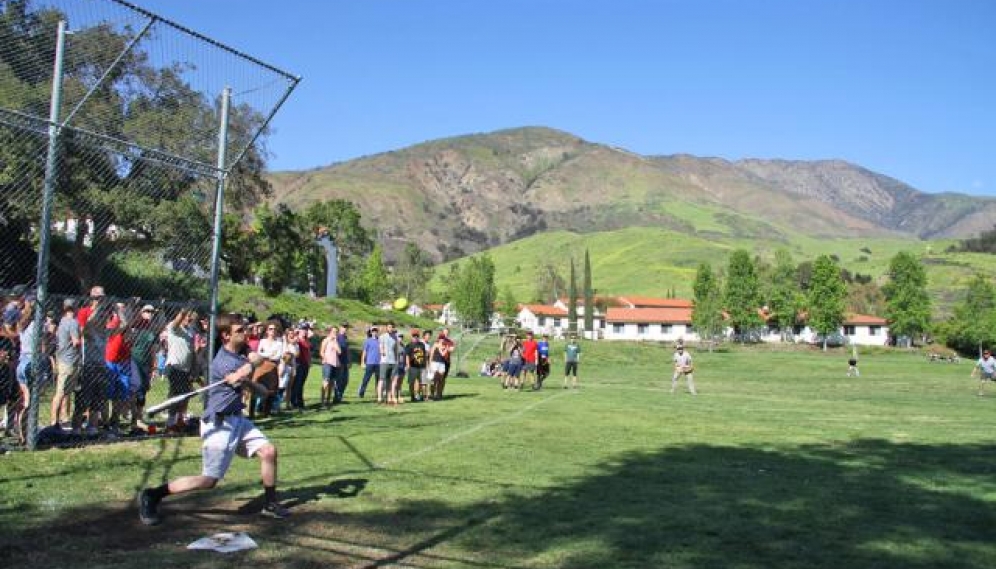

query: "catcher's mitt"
(681, 365), (694, 374)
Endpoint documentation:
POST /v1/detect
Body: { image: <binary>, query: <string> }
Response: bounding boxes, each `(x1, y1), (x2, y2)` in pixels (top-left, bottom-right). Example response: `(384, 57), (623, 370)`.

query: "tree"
(448, 255), (496, 328)
(0, 3), (273, 292)
(392, 242), (434, 303)
(883, 251), (932, 346)
(534, 261), (566, 304)
(358, 245), (390, 304)
(723, 249), (763, 336)
(568, 258), (578, 335)
(583, 249), (594, 337)
(764, 249), (804, 341)
(942, 275), (996, 356)
(302, 200), (375, 301)
(499, 285), (519, 328)
(692, 263), (723, 351)
(251, 204), (306, 295)
(807, 255), (847, 351)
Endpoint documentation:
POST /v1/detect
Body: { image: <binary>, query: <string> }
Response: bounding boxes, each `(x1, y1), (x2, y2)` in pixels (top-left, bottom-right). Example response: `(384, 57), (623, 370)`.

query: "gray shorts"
(200, 415), (270, 480)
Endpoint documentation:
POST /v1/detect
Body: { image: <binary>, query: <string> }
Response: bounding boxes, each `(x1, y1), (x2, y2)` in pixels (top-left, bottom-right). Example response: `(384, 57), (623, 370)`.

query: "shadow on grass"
(3, 439), (996, 568)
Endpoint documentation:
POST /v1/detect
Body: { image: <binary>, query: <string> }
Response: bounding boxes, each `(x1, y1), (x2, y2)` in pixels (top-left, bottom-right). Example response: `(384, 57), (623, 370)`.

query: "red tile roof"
(617, 296), (693, 309)
(844, 313), (887, 325)
(606, 307), (693, 324)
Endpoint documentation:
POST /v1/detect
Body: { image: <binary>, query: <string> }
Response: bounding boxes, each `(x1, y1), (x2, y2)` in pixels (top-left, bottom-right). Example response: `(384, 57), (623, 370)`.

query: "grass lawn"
(2, 338), (994, 569)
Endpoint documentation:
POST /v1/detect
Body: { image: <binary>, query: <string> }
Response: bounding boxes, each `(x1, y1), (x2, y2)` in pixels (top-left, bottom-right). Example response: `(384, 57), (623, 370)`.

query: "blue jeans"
(356, 364), (377, 398)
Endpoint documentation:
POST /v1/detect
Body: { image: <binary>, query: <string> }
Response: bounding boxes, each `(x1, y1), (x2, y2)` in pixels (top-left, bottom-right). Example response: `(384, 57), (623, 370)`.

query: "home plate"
(187, 532), (258, 553)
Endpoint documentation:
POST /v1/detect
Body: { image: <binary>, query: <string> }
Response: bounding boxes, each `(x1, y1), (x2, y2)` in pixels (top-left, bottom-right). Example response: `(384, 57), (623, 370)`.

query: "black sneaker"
(261, 501), (290, 519)
(138, 489), (162, 526)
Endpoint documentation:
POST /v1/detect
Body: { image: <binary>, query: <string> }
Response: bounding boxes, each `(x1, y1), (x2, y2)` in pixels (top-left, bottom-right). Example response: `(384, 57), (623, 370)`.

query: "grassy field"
(2, 338), (995, 568)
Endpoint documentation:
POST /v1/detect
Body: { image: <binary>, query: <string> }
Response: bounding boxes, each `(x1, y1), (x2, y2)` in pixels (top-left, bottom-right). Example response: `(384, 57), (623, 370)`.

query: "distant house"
(551, 298), (605, 338)
(517, 304), (570, 337)
(793, 313), (890, 346)
(604, 306), (698, 343)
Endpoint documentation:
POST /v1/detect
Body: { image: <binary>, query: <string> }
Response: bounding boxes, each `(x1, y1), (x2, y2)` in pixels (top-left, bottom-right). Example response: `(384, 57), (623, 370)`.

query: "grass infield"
(1, 339), (994, 568)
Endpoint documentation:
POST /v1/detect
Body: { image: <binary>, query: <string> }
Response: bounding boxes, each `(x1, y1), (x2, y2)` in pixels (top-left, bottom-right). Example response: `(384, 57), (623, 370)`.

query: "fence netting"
(0, 0), (298, 448)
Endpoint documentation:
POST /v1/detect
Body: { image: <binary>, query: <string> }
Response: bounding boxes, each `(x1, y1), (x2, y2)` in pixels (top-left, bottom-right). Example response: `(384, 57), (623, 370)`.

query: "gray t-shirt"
(978, 356), (996, 377)
(203, 347), (248, 422)
(56, 314), (81, 365)
(379, 332), (398, 365)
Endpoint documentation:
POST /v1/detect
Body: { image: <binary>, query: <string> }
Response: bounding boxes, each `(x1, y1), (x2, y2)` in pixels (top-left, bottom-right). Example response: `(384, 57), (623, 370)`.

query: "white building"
(603, 307), (699, 342)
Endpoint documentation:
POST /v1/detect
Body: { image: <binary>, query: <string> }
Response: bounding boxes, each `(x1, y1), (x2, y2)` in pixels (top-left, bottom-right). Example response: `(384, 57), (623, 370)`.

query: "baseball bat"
(145, 379), (226, 416)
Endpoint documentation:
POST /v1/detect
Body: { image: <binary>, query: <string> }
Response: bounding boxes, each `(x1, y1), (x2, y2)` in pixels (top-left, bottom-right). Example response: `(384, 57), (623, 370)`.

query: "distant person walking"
(972, 349), (996, 396)
(563, 336), (581, 389)
(670, 344), (697, 395)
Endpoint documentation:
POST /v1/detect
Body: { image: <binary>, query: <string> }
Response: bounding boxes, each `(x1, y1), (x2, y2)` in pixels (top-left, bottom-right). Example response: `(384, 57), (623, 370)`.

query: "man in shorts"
(973, 349), (996, 396)
(671, 344), (697, 395)
(563, 336), (581, 389)
(138, 314), (289, 525)
(51, 298), (80, 427)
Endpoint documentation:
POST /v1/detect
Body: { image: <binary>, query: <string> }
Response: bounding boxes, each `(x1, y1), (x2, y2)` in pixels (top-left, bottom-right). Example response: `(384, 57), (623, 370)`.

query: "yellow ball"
(393, 297), (409, 310)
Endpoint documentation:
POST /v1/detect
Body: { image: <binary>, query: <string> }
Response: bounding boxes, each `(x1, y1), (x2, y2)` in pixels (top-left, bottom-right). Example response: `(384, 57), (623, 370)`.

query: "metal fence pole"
(207, 87), (231, 357)
(27, 20), (68, 450)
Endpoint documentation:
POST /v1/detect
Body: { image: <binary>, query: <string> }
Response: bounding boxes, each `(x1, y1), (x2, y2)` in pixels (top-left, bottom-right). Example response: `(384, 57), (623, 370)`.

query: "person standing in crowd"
(377, 323), (398, 404)
(74, 286), (111, 435)
(103, 302), (136, 433)
(536, 333), (551, 389)
(164, 308), (198, 432)
(139, 314), (289, 525)
(563, 336), (581, 389)
(319, 325), (340, 408)
(671, 343), (697, 395)
(356, 326), (380, 399)
(420, 330), (434, 399)
(335, 322), (351, 403)
(433, 328), (456, 400)
(51, 298), (80, 427)
(521, 332), (539, 391)
(130, 304), (159, 422)
(972, 349), (996, 396)
(405, 329), (427, 402)
(430, 332), (450, 395)
(289, 323), (312, 410)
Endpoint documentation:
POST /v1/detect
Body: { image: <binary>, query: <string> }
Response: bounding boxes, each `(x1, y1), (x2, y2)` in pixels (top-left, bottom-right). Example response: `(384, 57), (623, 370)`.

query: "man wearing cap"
(130, 304), (159, 423)
(74, 286), (111, 435)
(357, 325), (380, 399)
(671, 343), (697, 395)
(50, 298), (81, 427)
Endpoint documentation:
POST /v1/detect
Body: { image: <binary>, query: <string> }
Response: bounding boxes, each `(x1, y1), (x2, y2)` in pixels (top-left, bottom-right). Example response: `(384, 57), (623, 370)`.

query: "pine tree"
(568, 258), (578, 335)
(583, 249), (594, 338)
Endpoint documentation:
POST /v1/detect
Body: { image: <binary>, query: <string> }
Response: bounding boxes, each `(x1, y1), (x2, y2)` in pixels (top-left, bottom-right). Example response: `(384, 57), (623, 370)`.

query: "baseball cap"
(63, 298), (76, 309)
(141, 304), (156, 312)
(341, 321), (351, 328)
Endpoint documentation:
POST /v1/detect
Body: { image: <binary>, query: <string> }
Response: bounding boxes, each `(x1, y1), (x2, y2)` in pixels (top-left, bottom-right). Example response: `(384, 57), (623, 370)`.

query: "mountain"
(268, 126), (995, 262)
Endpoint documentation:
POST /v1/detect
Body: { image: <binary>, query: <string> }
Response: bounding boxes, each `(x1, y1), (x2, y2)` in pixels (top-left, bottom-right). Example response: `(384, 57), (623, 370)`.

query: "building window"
(613, 323), (624, 334)
(637, 324), (649, 335)
(662, 324), (672, 334)
(869, 326), (880, 336)
(843, 325), (856, 336)
(540, 316), (548, 326)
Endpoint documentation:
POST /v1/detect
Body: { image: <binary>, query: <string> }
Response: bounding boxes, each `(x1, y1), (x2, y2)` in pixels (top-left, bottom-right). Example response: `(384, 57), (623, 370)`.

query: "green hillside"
(432, 228), (992, 316)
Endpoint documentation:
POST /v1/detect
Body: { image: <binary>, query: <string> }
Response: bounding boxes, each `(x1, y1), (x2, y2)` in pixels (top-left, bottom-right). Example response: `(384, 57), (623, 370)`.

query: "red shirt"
(76, 305), (93, 329)
(105, 332), (131, 363)
(522, 339), (538, 364)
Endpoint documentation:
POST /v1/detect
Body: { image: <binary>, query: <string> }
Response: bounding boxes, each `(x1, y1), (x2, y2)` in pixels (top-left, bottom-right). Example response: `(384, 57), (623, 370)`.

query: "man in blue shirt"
(138, 314), (288, 525)
(973, 349), (996, 396)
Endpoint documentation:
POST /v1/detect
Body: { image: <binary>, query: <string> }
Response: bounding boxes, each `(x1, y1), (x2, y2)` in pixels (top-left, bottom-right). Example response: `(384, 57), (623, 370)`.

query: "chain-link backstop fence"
(0, 0), (298, 448)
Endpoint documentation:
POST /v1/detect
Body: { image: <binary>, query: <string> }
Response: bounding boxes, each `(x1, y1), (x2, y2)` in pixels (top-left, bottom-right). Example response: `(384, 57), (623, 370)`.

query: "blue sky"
(137, 0), (995, 196)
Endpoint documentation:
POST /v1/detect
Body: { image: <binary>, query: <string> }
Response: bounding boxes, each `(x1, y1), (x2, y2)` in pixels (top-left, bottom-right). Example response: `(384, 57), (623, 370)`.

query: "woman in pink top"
(320, 326), (341, 408)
